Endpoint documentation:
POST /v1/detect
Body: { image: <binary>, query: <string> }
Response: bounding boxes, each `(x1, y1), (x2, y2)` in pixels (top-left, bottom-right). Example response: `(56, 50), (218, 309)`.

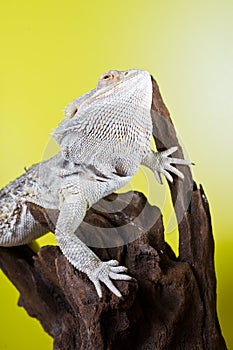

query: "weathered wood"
(0, 76), (226, 349)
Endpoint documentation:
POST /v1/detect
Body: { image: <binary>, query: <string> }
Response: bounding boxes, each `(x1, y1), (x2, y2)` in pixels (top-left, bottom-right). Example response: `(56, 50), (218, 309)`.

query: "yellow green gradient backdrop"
(0, 1), (232, 348)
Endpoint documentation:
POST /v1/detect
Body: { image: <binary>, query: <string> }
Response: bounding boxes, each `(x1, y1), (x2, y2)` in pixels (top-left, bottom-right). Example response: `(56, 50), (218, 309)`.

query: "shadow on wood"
(0, 76), (227, 350)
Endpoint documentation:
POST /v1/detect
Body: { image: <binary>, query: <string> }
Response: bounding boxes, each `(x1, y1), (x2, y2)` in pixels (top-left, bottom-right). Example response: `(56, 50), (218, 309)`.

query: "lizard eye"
(102, 73), (114, 81)
(97, 71), (120, 89)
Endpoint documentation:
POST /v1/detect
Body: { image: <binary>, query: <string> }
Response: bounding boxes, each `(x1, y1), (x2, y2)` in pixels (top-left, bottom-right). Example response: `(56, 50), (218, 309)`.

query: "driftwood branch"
(0, 77), (227, 349)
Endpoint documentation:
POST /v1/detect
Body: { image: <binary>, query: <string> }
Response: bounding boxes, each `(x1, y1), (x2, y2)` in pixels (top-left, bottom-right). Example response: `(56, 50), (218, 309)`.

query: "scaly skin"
(0, 69), (190, 297)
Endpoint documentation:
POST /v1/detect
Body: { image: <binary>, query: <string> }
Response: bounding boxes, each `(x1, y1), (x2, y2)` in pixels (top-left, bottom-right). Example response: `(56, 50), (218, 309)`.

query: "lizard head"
(96, 69), (144, 90)
(52, 69), (152, 155)
(63, 69), (151, 119)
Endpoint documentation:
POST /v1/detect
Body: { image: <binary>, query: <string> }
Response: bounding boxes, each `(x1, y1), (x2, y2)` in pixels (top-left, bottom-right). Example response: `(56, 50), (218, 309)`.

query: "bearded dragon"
(0, 69), (190, 297)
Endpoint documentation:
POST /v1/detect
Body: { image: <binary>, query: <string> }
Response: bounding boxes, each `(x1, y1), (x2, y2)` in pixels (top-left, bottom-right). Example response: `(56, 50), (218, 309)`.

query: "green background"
(0, 0), (232, 348)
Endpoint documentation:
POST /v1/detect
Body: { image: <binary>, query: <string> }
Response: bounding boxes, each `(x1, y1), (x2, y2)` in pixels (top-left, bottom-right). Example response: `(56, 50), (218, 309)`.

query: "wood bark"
(0, 76), (227, 350)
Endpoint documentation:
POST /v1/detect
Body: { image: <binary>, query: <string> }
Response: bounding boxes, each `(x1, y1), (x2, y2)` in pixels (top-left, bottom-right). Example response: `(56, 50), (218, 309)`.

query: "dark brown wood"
(0, 77), (227, 350)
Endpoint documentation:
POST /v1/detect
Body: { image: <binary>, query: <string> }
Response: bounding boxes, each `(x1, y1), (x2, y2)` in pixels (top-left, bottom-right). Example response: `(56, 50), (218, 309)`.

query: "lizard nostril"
(124, 71), (129, 76)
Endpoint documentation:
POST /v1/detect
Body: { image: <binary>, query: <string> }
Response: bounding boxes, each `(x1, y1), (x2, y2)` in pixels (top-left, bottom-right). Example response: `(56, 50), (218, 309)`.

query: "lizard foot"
(87, 260), (132, 298)
(155, 146), (191, 184)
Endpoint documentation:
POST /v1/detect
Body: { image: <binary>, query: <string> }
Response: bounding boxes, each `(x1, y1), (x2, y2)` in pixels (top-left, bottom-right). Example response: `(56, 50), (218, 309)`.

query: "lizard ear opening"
(69, 107), (78, 118)
(65, 104), (78, 119)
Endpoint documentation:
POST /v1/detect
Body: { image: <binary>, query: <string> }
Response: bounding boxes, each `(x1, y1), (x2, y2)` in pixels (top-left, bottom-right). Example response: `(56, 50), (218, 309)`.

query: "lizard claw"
(87, 260), (132, 298)
(155, 146), (191, 184)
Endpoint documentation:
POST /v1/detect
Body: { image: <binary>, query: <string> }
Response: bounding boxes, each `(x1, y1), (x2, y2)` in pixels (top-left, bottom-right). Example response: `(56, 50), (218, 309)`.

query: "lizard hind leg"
(0, 198), (48, 247)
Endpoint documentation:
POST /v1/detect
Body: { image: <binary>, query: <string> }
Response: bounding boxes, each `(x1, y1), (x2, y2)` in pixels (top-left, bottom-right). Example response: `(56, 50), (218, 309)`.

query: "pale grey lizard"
(0, 69), (190, 298)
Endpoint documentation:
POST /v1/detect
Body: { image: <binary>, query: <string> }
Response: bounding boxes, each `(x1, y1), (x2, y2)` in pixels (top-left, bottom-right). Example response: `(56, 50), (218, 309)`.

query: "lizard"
(0, 69), (191, 298)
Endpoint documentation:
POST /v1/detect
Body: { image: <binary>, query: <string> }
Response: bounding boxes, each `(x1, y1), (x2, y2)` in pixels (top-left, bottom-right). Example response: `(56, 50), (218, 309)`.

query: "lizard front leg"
(142, 147), (191, 184)
(55, 177), (132, 298)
